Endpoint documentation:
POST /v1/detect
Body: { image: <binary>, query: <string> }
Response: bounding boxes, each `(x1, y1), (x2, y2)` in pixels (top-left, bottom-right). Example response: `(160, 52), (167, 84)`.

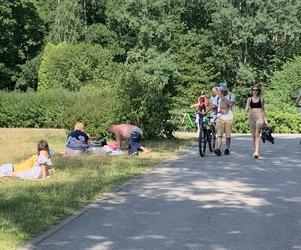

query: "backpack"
(90, 138), (107, 148)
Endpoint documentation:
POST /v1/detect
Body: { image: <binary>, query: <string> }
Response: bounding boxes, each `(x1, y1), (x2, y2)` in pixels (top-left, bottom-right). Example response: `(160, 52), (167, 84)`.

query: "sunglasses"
(252, 89), (259, 91)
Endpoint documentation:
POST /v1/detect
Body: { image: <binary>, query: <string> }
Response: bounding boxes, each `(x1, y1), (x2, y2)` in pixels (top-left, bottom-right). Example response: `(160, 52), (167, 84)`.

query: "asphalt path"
(22, 135), (301, 250)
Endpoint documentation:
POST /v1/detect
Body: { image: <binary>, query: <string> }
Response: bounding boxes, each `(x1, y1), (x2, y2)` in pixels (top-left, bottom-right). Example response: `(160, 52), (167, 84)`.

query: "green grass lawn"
(0, 129), (193, 249)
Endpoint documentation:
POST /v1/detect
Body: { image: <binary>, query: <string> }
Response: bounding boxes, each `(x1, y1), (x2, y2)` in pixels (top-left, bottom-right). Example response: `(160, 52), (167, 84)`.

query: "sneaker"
(214, 149), (221, 156)
(224, 149), (230, 155)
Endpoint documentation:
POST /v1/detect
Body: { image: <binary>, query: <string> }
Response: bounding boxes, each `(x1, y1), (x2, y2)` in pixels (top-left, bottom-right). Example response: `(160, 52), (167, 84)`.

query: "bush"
(116, 65), (172, 138)
(233, 110), (249, 133)
(232, 110), (301, 133)
(0, 88), (118, 138)
(38, 43), (117, 91)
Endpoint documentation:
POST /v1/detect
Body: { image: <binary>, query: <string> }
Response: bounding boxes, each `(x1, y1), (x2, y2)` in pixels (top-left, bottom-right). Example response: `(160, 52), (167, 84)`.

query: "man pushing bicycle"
(206, 83), (236, 156)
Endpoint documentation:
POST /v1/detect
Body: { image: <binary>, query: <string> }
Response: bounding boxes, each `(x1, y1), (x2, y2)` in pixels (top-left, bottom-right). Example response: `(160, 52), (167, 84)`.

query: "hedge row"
(0, 88), (117, 138)
(1, 90), (300, 136)
(233, 110), (301, 133)
(172, 109), (301, 134)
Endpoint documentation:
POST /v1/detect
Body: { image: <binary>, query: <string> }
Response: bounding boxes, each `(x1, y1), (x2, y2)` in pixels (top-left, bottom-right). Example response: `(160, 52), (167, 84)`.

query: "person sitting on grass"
(0, 140), (54, 180)
(108, 123), (151, 155)
(64, 122), (90, 156)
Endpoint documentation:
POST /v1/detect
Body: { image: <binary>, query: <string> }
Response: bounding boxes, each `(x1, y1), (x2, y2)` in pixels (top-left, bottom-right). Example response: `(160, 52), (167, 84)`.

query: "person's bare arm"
(140, 146), (151, 153)
(205, 102), (212, 114)
(261, 97), (268, 124)
(115, 132), (123, 148)
(41, 165), (49, 179)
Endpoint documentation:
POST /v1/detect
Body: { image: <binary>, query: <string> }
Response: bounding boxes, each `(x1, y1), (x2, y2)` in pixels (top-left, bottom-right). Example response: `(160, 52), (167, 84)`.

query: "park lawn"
(0, 128), (192, 250)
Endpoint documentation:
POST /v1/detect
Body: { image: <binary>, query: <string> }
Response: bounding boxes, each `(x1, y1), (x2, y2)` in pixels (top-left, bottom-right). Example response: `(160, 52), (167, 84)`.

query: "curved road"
(23, 135), (301, 250)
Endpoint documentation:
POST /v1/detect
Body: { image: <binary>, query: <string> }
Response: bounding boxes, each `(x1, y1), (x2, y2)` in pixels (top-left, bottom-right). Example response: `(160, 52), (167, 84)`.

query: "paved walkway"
(22, 135), (301, 250)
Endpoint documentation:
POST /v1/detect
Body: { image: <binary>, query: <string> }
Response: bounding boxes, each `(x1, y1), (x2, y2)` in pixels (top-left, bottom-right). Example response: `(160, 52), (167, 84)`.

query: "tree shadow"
(21, 136), (301, 249)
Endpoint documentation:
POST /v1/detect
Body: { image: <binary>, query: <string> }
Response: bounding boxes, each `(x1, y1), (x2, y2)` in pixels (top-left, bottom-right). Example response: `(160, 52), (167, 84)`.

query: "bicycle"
(179, 111), (196, 132)
(198, 112), (217, 157)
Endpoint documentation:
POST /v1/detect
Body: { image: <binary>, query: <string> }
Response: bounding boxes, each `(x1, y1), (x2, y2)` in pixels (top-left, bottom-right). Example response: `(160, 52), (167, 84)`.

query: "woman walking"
(245, 84), (267, 159)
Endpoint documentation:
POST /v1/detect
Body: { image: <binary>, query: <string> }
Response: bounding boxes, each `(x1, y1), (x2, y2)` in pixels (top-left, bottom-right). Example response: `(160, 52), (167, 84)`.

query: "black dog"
(261, 126), (275, 144)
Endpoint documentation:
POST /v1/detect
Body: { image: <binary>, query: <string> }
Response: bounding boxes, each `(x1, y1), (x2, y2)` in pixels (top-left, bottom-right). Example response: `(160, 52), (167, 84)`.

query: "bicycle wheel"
(208, 125), (216, 152)
(198, 126), (207, 157)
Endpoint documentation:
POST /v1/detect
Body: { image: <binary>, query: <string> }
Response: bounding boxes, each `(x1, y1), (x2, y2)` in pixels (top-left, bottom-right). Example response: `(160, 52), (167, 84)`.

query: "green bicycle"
(180, 111), (196, 132)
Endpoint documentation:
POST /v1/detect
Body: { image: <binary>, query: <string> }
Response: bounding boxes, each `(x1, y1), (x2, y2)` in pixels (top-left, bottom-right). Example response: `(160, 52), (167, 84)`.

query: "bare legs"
(226, 138), (231, 150)
(251, 128), (261, 157)
(217, 137), (231, 150)
(216, 136), (222, 150)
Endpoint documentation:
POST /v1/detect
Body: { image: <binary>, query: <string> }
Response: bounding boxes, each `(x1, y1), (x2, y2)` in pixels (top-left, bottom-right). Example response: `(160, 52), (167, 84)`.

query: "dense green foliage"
(48, 0), (85, 44)
(0, 0), (44, 90)
(0, 85), (175, 137)
(0, 89), (117, 138)
(267, 56), (301, 111)
(233, 110), (301, 133)
(38, 43), (116, 91)
(0, 0), (301, 135)
(1, 89), (299, 134)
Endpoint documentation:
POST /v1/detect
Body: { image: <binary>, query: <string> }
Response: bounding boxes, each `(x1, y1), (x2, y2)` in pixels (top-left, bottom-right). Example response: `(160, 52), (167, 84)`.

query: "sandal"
(253, 152), (259, 159)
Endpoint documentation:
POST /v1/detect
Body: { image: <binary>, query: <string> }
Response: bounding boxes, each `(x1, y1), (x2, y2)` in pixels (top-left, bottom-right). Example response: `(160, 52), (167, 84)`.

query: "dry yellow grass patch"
(0, 128), (67, 163)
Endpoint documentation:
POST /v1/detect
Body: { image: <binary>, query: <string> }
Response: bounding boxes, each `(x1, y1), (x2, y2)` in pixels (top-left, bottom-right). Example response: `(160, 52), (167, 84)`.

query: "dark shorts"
(128, 131), (142, 155)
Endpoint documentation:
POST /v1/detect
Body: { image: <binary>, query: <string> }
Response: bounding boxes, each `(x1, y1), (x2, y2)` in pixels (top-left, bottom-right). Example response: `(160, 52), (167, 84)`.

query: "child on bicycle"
(191, 91), (208, 134)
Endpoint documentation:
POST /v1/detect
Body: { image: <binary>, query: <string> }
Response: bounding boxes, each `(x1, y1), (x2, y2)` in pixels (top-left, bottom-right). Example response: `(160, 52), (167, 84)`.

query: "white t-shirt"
(209, 95), (219, 122)
(15, 155), (52, 180)
(217, 93), (236, 121)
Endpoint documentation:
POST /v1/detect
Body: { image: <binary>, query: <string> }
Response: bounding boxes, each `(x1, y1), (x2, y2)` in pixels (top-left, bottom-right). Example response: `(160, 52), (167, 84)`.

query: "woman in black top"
(245, 84), (267, 159)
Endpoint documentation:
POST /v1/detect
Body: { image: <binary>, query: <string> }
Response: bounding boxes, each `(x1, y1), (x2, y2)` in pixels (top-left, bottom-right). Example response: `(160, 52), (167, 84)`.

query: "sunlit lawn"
(0, 128), (192, 249)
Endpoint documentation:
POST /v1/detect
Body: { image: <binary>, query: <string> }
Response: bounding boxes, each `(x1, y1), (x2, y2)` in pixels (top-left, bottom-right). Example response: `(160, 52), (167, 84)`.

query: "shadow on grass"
(0, 138), (189, 249)
(26, 136), (301, 250)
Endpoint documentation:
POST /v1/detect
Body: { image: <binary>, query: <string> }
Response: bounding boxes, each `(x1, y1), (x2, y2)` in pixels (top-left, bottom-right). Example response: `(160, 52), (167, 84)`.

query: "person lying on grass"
(0, 140), (55, 180)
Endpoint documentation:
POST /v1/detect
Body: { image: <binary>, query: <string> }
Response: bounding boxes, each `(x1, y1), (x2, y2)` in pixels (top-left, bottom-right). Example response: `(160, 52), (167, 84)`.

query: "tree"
(0, 0), (44, 90)
(105, 0), (184, 55)
(170, 32), (215, 110)
(181, 0), (301, 103)
(267, 55), (301, 111)
(48, 0), (85, 44)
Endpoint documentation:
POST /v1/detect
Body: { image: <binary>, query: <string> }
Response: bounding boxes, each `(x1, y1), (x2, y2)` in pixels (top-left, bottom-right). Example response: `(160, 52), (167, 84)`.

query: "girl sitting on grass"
(0, 140), (54, 180)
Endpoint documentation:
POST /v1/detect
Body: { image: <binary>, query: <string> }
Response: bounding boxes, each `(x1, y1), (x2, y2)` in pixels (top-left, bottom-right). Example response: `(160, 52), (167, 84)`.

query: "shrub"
(232, 110), (301, 133)
(0, 88), (118, 138)
(116, 65), (172, 138)
(38, 43), (116, 91)
(233, 110), (249, 133)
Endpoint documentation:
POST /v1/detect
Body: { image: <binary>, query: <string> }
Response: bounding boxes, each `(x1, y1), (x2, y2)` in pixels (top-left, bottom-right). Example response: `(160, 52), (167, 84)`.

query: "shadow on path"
(24, 136), (301, 250)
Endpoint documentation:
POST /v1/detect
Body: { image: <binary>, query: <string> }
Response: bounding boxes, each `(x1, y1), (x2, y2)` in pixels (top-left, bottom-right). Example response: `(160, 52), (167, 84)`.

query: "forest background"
(1, 0), (301, 137)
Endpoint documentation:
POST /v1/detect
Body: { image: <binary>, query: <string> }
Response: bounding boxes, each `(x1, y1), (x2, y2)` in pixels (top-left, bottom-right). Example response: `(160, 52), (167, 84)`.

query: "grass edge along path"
(0, 134), (193, 250)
